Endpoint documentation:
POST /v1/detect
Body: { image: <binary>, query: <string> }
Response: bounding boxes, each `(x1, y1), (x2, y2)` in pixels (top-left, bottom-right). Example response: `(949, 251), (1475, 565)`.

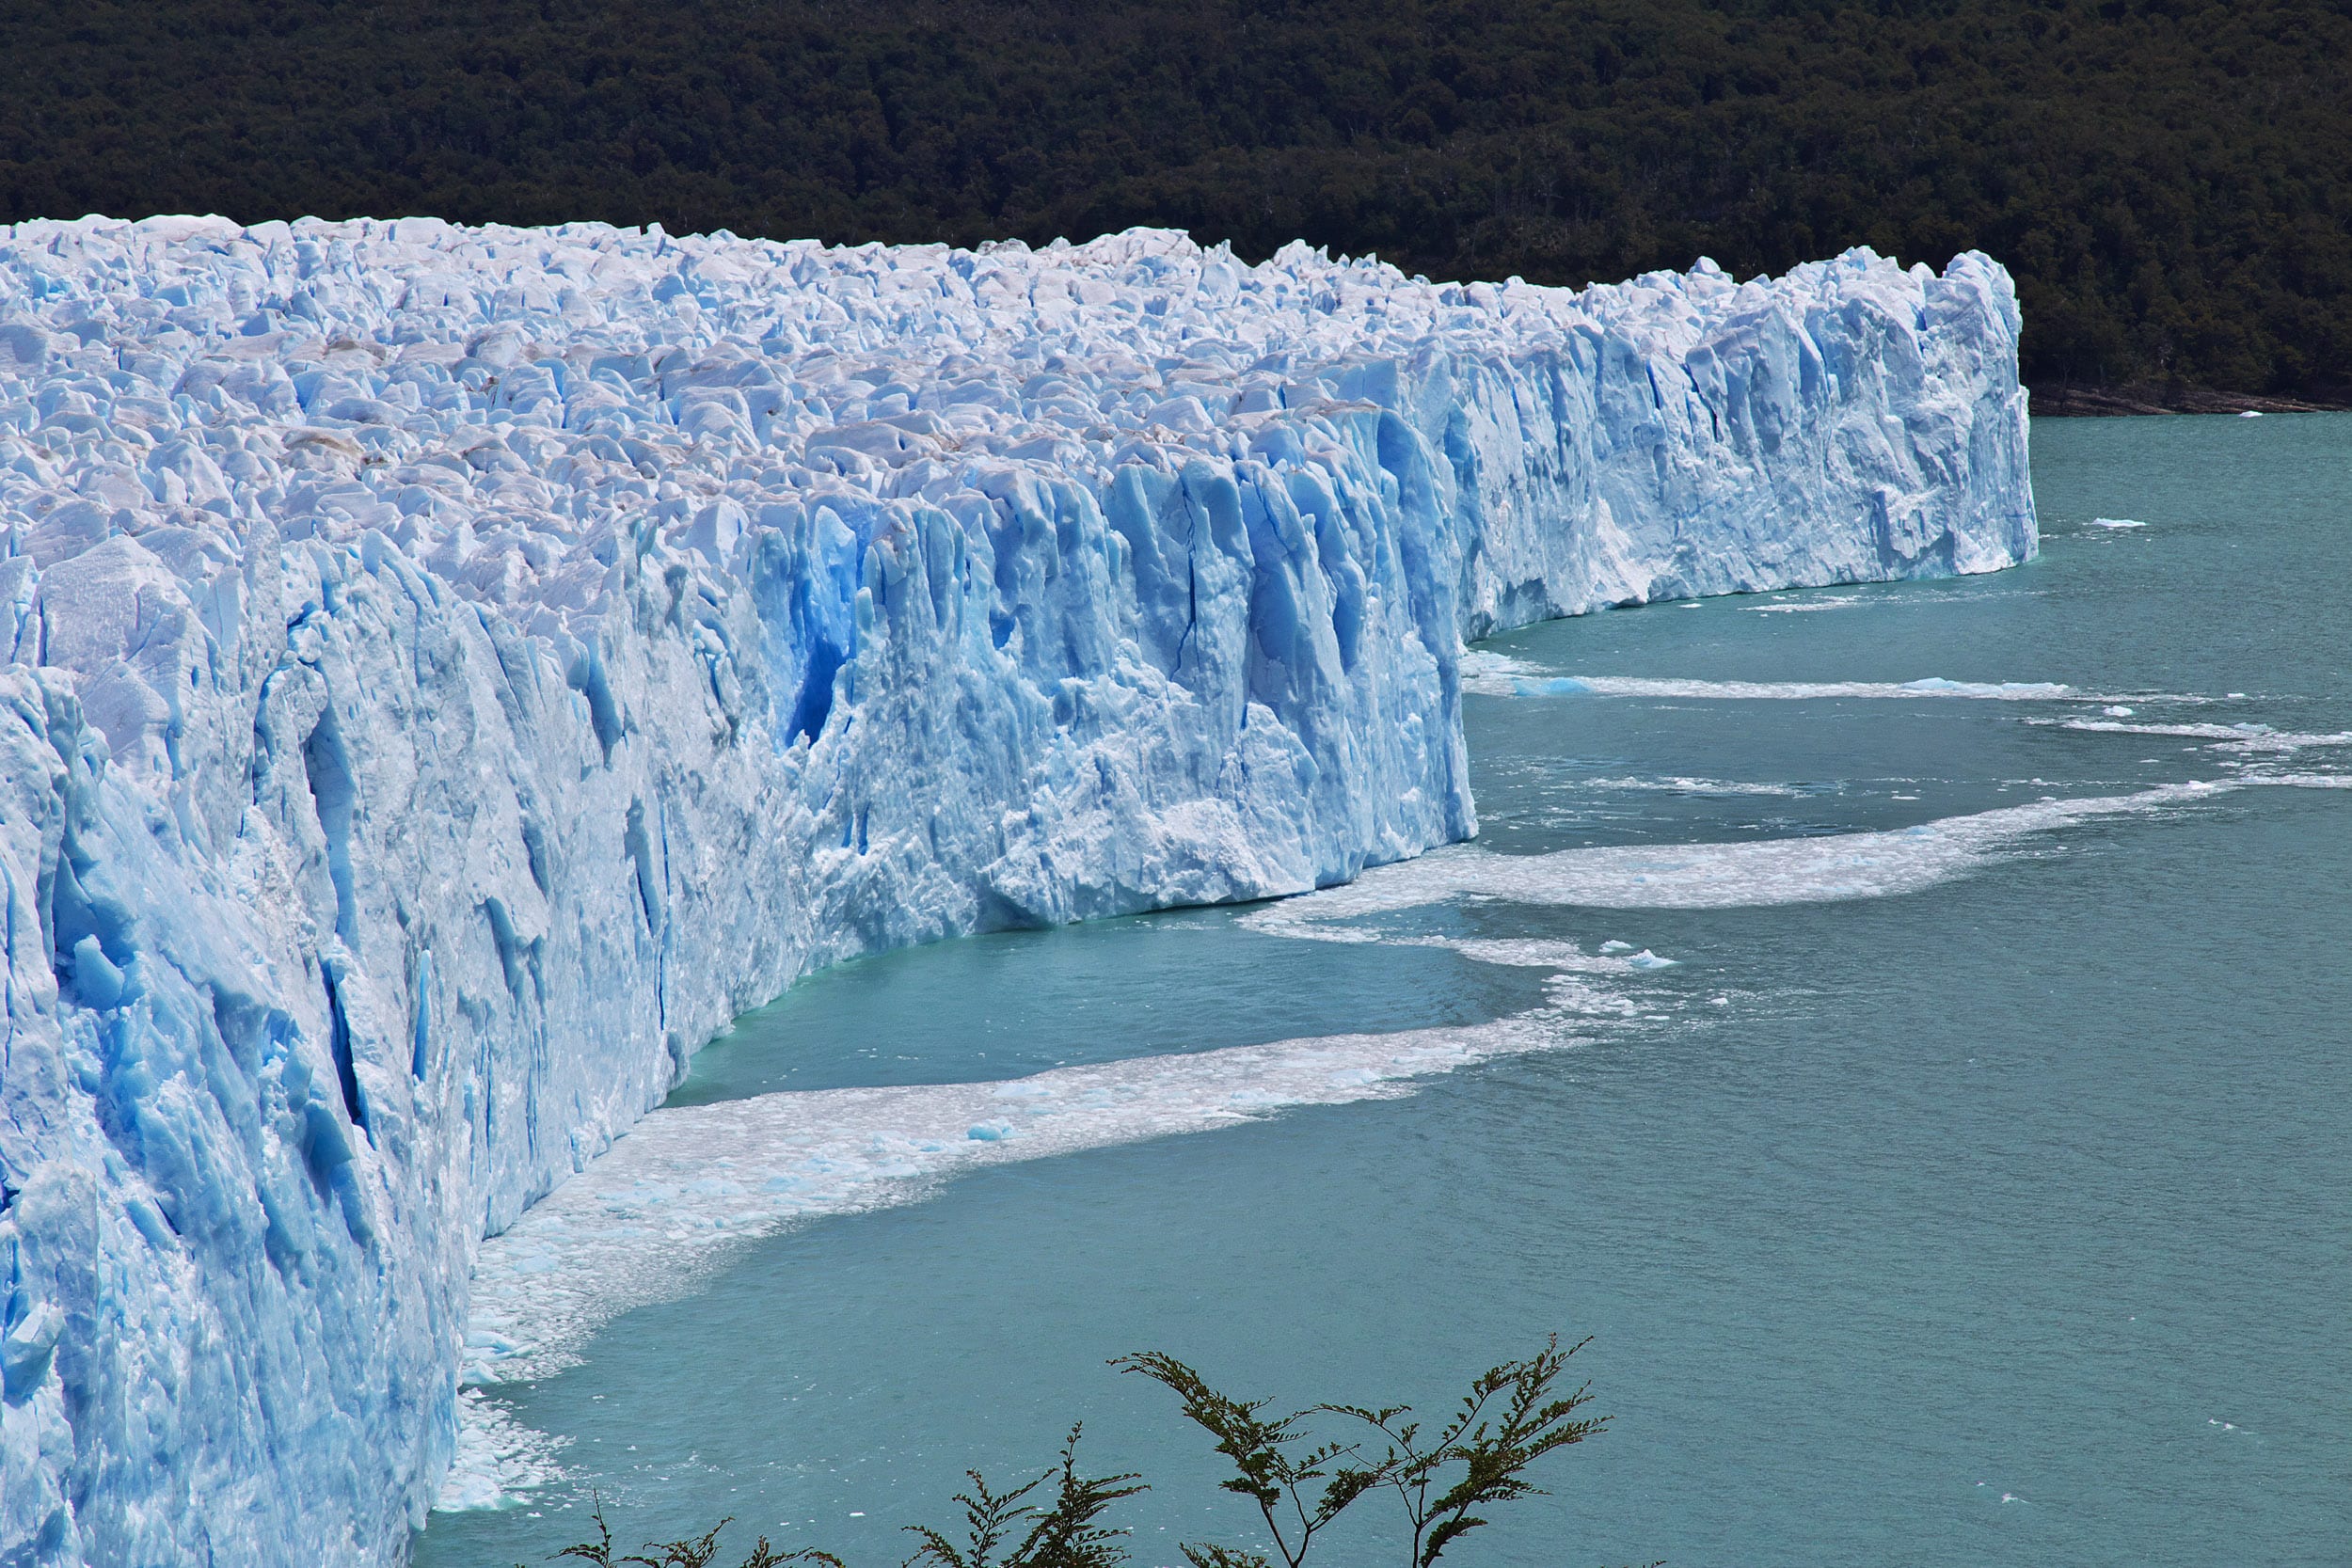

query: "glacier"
(0, 214), (2032, 1566)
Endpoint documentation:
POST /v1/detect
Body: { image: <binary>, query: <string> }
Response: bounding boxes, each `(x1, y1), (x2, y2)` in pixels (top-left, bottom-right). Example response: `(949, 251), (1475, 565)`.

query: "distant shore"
(2030, 383), (2351, 417)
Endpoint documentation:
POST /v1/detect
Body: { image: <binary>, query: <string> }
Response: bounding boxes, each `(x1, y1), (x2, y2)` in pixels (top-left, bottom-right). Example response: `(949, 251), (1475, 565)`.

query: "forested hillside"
(5, 0), (2345, 407)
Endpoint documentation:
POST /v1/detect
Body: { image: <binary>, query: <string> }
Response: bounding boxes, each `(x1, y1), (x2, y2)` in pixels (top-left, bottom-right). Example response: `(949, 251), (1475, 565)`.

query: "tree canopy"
(5, 0), (2346, 404)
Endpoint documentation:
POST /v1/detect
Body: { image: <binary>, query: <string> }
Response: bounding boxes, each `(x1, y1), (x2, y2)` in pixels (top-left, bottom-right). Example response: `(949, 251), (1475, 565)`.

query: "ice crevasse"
(0, 214), (2033, 1565)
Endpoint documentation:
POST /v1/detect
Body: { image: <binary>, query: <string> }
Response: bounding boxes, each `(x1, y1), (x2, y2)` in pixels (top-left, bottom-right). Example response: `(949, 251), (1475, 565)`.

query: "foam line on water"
(442, 1010), (1628, 1513)
(439, 919), (1693, 1511)
(453, 1015), (1576, 1407)
(1496, 674), (2078, 701)
(2035, 718), (2352, 754)
(2251, 771), (2352, 789)
(1248, 782), (2267, 922)
(1459, 654), (2082, 702)
(1571, 775), (1816, 798)
(1242, 924), (1661, 973)
(1743, 594), (1867, 614)
(440, 1018), (1572, 1509)
(1246, 929), (1680, 1009)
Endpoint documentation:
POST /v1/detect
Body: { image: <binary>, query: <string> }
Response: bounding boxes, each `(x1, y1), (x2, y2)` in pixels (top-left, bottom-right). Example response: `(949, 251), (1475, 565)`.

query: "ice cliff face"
(0, 215), (2032, 1565)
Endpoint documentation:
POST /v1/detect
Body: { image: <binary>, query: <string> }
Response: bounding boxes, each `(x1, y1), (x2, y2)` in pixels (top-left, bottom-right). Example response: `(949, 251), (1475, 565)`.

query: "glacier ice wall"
(0, 215), (2031, 1565)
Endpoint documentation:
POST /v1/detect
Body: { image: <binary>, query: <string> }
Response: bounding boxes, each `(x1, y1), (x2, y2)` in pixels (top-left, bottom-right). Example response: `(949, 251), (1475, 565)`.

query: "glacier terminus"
(0, 215), (2032, 1566)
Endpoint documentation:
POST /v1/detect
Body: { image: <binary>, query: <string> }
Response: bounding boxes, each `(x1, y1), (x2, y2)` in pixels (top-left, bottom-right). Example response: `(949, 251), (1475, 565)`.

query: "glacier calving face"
(0, 214), (2032, 1566)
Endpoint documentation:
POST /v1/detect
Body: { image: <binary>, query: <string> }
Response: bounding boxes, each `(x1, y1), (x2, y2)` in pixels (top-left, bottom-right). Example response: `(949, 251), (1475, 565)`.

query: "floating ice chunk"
(1598, 940), (1637, 955)
(2103, 705), (2136, 717)
(435, 1390), (573, 1512)
(2089, 516), (2147, 529)
(1457, 649), (1545, 685)
(1624, 950), (1677, 970)
(965, 1124), (1013, 1142)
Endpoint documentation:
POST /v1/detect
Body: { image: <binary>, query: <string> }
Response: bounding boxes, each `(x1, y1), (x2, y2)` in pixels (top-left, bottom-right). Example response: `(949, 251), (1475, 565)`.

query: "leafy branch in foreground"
(546, 1335), (1630, 1568)
(546, 1497), (843, 1568)
(1119, 1337), (1604, 1568)
(1111, 1353), (1378, 1568)
(1321, 1334), (1608, 1568)
(902, 1424), (1145, 1568)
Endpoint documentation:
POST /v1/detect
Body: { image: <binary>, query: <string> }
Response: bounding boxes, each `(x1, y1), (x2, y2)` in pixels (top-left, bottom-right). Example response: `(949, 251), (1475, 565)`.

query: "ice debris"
(1460, 673), (2072, 701)
(460, 1011), (1576, 1402)
(2041, 718), (2352, 755)
(1251, 781), (2310, 921)
(0, 214), (2033, 1566)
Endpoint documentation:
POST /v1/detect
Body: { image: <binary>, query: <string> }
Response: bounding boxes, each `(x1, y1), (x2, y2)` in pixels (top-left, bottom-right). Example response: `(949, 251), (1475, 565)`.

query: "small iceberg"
(2089, 517), (2146, 529)
(1626, 950), (1678, 970)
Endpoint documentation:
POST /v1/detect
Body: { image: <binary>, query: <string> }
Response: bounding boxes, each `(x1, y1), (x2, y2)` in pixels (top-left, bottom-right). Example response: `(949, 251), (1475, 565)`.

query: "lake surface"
(416, 413), (2350, 1568)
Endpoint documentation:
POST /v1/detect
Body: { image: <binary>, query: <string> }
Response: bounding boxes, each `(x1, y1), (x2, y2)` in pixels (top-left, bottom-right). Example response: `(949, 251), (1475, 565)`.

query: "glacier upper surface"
(0, 214), (2031, 1565)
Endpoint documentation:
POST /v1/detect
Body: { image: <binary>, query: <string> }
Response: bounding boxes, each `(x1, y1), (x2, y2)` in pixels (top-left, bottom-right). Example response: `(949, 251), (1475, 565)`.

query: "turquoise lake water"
(416, 413), (2351, 1568)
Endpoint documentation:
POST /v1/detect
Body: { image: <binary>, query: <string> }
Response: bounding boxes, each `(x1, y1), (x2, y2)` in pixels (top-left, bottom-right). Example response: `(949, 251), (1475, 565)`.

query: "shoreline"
(2029, 383), (2349, 417)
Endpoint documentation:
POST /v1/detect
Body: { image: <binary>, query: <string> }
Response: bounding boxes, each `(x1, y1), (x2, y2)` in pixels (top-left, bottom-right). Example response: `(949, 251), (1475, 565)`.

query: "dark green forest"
(5, 0), (2348, 407)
